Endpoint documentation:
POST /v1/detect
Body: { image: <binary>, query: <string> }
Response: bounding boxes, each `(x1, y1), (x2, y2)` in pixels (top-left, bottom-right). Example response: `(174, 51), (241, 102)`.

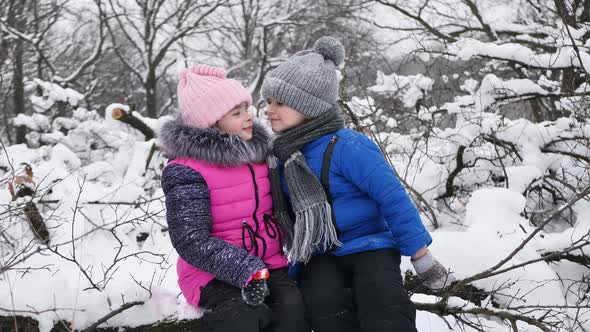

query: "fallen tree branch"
(404, 271), (491, 307)
(23, 201), (49, 245)
(111, 108), (155, 140)
(9, 164), (50, 244)
(1, 312), (209, 332)
(540, 147), (590, 164)
(543, 251), (590, 267)
(415, 302), (554, 332)
(81, 301), (144, 332)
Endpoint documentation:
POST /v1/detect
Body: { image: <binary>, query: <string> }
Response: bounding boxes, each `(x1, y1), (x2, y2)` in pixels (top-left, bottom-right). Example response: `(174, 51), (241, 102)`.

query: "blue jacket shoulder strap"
(320, 134), (340, 232)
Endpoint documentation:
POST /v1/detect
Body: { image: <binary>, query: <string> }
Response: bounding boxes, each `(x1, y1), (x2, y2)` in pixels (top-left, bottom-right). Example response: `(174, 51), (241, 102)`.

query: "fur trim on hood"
(159, 119), (273, 166)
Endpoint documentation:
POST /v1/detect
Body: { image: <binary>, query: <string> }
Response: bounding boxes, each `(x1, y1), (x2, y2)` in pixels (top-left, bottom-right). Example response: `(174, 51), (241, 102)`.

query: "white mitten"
(412, 251), (456, 290)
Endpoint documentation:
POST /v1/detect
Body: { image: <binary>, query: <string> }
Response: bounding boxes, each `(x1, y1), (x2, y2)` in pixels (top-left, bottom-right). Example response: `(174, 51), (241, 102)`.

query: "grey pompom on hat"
(312, 36), (345, 66)
(261, 36), (345, 119)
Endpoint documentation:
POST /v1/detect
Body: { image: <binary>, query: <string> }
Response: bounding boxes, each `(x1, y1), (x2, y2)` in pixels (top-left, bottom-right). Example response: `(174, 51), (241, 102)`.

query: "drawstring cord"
(241, 220), (268, 259)
(242, 221), (259, 257)
(264, 213), (284, 249)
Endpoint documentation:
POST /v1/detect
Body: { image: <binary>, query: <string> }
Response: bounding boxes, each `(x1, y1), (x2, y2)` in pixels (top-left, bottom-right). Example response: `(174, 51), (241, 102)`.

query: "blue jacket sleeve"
(161, 163), (265, 288)
(337, 133), (432, 256)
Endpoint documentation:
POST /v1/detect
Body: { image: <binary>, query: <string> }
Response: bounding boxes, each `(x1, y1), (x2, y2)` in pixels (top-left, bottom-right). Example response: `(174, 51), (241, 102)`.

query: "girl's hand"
(241, 269), (270, 306)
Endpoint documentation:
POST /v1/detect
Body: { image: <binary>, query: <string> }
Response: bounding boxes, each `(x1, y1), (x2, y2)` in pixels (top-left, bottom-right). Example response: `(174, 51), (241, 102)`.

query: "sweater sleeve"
(161, 163), (265, 288)
(337, 134), (432, 256)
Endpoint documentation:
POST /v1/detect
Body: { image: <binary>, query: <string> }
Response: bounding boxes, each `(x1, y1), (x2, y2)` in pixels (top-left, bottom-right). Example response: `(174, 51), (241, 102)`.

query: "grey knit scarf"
(268, 108), (345, 263)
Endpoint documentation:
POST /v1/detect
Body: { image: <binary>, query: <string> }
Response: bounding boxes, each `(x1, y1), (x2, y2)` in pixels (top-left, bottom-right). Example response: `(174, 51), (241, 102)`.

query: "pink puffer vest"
(170, 158), (287, 307)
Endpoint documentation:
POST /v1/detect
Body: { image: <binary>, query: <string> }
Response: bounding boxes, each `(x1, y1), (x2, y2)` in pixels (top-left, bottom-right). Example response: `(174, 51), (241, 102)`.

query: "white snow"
(447, 39), (590, 70)
(371, 71), (434, 108)
(13, 113), (51, 132)
(31, 79), (85, 112)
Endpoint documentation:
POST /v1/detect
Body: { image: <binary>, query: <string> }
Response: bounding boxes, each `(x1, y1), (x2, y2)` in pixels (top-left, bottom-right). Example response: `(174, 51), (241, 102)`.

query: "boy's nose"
(265, 105), (274, 115)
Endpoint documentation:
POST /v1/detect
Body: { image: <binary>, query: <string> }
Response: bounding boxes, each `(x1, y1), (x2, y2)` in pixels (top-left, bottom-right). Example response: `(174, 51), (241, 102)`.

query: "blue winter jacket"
(283, 128), (432, 269)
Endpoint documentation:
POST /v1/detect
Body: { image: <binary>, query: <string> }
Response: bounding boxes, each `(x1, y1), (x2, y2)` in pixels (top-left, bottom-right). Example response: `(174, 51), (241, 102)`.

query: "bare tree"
(102, 0), (227, 118)
(0, 0), (64, 142)
(0, 0), (108, 141)
(196, 0), (376, 105)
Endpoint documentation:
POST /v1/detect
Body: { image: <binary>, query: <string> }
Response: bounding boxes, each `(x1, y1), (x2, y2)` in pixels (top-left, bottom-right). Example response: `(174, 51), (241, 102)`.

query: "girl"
(160, 64), (308, 332)
(261, 37), (455, 332)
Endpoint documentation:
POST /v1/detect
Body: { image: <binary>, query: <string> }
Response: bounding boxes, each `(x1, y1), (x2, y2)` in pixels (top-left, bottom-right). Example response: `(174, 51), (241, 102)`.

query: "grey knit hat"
(261, 36), (345, 119)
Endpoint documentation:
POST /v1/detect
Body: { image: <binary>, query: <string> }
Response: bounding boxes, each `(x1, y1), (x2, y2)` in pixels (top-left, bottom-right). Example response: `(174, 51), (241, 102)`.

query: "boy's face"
(266, 98), (306, 133)
(216, 103), (253, 141)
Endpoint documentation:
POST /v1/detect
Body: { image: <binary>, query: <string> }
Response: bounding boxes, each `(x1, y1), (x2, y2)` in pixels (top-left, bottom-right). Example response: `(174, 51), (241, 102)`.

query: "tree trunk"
(2, 103), (13, 144)
(560, 67), (585, 105)
(582, 0), (590, 22)
(555, 0), (578, 27)
(13, 38), (27, 144)
(529, 99), (545, 123)
(6, 0), (28, 143)
(0, 34), (8, 76)
(145, 69), (158, 118)
(0, 10), (13, 142)
(1, 315), (207, 332)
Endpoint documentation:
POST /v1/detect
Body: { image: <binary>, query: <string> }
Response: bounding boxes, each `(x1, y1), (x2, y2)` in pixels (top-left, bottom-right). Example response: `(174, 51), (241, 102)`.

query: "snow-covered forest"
(1, 0), (589, 331)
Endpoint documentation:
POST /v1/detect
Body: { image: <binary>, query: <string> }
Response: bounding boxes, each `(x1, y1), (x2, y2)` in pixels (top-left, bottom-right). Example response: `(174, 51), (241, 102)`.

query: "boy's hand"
(411, 251), (456, 290)
(241, 269), (270, 306)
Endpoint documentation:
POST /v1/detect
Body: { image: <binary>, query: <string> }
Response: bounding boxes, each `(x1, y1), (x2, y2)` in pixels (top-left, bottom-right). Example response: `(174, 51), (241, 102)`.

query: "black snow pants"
(299, 248), (417, 332)
(199, 267), (310, 332)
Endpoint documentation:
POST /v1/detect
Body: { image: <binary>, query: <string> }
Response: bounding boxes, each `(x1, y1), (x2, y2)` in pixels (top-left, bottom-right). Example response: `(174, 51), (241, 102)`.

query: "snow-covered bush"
(0, 83), (199, 330)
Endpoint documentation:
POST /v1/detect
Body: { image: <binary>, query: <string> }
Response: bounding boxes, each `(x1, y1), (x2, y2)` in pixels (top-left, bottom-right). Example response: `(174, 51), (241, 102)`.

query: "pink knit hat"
(177, 64), (252, 128)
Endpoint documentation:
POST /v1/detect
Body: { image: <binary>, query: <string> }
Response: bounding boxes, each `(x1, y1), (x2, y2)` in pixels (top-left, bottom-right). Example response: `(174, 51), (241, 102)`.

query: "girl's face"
(266, 98), (306, 133)
(216, 103), (253, 141)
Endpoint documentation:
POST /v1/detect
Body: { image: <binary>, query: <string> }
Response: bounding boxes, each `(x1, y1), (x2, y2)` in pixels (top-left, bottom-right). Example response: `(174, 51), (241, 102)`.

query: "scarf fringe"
(286, 202), (342, 263)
